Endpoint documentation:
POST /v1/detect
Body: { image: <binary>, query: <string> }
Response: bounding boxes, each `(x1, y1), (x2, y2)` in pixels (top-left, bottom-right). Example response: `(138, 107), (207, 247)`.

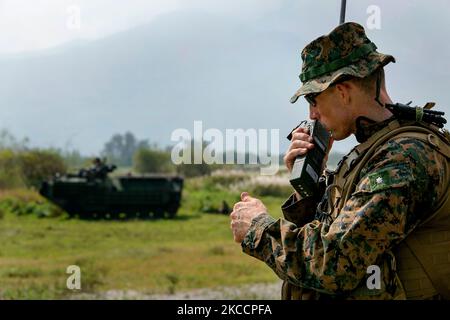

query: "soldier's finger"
(291, 140), (314, 150)
(293, 126), (309, 135)
(287, 137), (312, 154)
(294, 148), (309, 157)
(292, 132), (313, 142)
(285, 148), (308, 162)
(235, 202), (249, 212)
(230, 210), (239, 220)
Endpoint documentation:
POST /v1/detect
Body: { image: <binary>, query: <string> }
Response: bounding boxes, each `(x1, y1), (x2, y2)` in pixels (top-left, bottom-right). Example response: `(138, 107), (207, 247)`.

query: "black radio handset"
(287, 120), (331, 198)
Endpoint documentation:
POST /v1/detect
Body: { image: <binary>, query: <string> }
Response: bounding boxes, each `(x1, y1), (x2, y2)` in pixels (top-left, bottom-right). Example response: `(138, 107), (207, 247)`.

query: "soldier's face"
(308, 85), (354, 141)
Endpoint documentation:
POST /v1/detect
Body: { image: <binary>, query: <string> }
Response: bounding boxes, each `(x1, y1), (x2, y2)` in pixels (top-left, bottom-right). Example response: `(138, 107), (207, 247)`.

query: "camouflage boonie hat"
(290, 22), (395, 104)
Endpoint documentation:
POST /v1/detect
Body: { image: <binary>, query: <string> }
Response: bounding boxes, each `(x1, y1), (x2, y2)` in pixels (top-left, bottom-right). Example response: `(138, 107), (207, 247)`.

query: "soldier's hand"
(283, 126), (315, 173)
(230, 192), (267, 243)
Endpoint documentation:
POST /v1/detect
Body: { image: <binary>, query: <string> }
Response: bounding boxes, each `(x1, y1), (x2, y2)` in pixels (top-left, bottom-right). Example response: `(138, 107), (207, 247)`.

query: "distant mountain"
(1, 4), (447, 158)
(0, 9), (311, 156)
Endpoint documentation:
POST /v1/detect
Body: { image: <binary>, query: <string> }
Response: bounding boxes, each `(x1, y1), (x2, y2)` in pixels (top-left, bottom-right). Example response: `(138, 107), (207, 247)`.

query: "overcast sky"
(1, 0), (449, 156)
(2, 0), (449, 55)
(0, 0), (284, 54)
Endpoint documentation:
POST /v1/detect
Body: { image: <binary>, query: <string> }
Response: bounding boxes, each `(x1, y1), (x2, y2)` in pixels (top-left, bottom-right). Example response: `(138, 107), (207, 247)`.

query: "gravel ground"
(70, 282), (282, 300)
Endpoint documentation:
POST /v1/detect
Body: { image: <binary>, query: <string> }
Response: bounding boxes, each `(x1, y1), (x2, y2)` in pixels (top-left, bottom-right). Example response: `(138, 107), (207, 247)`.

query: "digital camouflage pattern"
(290, 22), (395, 103)
(241, 119), (447, 299)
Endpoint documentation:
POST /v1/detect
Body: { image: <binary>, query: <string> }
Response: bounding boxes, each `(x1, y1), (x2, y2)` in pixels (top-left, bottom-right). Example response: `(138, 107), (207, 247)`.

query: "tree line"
(0, 130), (216, 189)
(0, 129), (346, 188)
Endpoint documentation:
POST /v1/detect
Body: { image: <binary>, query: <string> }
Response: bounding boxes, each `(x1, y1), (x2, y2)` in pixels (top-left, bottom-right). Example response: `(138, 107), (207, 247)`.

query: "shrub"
(17, 150), (67, 189)
(176, 163), (211, 177)
(133, 148), (175, 174)
(0, 189), (65, 218)
(0, 149), (25, 189)
(0, 149), (67, 190)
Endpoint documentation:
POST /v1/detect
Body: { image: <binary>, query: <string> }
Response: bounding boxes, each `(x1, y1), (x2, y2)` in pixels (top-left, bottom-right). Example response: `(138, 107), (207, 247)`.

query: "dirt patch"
(70, 282), (282, 300)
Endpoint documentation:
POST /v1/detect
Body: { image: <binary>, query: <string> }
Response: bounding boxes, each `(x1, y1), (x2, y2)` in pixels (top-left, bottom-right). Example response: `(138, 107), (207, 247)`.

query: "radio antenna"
(340, 0), (347, 24)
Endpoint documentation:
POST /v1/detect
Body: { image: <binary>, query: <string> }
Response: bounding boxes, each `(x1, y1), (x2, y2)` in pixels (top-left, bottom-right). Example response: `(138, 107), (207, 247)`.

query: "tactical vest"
(327, 119), (450, 299)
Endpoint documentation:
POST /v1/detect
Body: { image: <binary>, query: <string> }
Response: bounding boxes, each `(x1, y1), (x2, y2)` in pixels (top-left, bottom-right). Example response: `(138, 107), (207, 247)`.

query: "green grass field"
(0, 177), (288, 299)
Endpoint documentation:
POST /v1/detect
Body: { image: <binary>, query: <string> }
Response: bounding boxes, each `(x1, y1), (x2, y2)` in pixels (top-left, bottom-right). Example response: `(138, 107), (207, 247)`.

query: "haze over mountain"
(1, 0), (449, 156)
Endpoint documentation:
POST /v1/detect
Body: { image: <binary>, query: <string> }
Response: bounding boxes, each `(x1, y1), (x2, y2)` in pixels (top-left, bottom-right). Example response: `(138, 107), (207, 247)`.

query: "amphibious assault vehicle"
(39, 161), (183, 219)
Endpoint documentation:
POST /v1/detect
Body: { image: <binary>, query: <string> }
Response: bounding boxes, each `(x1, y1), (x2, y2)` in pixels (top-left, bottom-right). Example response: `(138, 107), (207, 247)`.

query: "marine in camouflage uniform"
(232, 22), (450, 300)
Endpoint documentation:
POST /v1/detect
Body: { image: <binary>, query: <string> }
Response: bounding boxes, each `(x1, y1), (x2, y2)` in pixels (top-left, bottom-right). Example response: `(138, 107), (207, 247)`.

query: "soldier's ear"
(335, 82), (352, 106)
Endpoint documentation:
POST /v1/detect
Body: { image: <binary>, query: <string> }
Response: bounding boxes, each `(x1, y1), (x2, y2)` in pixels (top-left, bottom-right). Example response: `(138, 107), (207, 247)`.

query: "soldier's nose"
(309, 105), (319, 120)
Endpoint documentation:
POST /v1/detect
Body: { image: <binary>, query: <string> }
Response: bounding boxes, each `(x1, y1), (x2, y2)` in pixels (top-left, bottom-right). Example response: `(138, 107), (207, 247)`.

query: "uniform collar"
(355, 115), (395, 143)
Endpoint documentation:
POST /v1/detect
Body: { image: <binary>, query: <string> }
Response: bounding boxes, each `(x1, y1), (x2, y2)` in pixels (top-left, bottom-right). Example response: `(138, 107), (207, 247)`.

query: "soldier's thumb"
(241, 192), (251, 201)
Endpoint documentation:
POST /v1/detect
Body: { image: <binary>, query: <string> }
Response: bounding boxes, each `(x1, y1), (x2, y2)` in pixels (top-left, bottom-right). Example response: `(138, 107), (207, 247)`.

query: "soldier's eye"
(305, 93), (319, 106)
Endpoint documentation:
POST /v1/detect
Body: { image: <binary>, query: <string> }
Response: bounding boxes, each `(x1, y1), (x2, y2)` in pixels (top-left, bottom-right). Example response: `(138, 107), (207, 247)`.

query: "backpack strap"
(337, 123), (450, 215)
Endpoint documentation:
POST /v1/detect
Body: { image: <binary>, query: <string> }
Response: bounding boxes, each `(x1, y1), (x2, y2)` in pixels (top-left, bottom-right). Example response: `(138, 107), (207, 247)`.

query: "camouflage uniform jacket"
(241, 117), (446, 299)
